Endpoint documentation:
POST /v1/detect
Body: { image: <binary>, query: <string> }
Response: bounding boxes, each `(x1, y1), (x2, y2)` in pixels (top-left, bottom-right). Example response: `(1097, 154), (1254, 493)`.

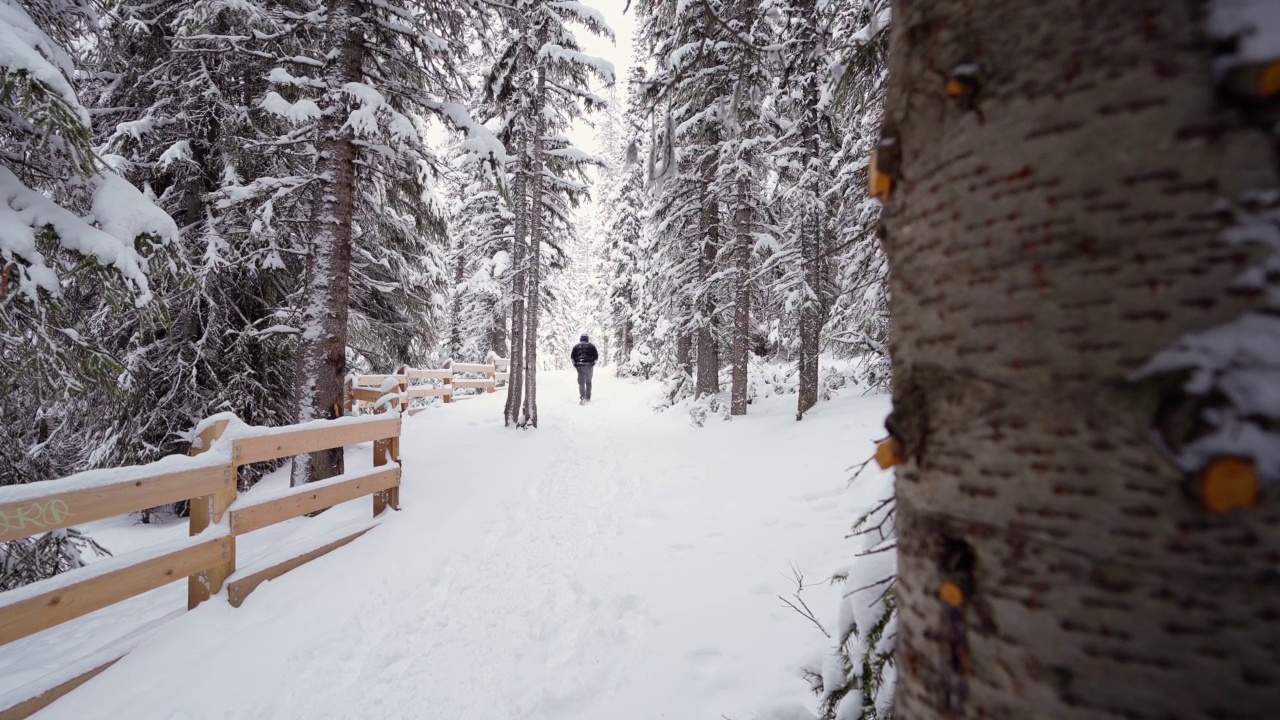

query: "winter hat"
(580, 335), (589, 342)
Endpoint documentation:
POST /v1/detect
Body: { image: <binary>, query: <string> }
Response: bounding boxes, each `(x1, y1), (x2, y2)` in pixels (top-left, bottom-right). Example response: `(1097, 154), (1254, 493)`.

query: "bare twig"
(778, 562), (831, 639)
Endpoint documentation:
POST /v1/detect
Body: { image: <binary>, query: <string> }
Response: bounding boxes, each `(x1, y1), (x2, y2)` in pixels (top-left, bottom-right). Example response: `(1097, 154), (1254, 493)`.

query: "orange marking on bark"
(875, 438), (904, 469)
(1258, 62), (1280, 97)
(940, 581), (965, 607)
(869, 149), (893, 199)
(1200, 458), (1260, 514)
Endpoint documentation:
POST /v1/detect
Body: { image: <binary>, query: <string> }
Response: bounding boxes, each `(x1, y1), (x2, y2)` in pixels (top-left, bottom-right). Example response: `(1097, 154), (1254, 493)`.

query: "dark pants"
(576, 364), (594, 400)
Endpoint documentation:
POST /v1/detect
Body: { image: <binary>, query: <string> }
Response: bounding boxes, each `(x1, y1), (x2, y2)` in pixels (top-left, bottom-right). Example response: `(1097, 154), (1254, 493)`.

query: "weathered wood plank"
(353, 374), (406, 387)
(225, 527), (375, 609)
(229, 466), (400, 536)
(188, 421), (236, 610)
(0, 655), (122, 720)
(0, 534), (230, 646)
(231, 417), (399, 465)
(349, 387), (400, 404)
(0, 466), (226, 544)
(406, 386), (452, 399)
(406, 368), (452, 380)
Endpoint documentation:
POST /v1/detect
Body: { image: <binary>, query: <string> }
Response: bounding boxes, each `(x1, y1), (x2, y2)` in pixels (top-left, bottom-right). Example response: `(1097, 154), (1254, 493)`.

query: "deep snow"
(10, 369), (891, 720)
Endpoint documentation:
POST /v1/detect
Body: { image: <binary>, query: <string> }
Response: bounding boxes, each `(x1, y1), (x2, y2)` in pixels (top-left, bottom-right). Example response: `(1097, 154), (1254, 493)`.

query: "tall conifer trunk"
(291, 0), (361, 486)
(796, 0), (824, 419)
(522, 63), (546, 428)
(883, 1), (1280, 716)
(696, 149), (720, 398)
(730, 175), (751, 416)
(450, 248), (465, 360)
(504, 130), (528, 427)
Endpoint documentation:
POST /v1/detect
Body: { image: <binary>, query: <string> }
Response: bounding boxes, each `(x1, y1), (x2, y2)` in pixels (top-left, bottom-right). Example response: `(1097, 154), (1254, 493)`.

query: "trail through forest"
(23, 371), (890, 719)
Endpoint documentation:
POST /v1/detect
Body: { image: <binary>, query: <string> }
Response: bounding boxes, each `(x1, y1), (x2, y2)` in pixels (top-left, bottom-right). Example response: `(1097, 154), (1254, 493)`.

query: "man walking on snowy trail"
(571, 334), (598, 404)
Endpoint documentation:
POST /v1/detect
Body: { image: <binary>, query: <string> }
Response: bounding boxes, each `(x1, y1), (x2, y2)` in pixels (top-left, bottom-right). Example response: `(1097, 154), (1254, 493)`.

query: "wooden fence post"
(372, 416), (401, 516)
(188, 419), (236, 610)
(394, 365), (409, 413)
(442, 360), (453, 404)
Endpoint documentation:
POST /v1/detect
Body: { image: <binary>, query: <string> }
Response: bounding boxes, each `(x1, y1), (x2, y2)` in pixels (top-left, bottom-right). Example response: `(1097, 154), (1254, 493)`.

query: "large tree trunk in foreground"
(883, 1), (1280, 717)
(291, 1), (361, 486)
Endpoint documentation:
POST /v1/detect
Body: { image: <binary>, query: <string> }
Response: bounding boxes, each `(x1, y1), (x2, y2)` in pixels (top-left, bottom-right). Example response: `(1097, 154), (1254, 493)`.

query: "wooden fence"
(0, 413), (403, 719)
(347, 352), (510, 415)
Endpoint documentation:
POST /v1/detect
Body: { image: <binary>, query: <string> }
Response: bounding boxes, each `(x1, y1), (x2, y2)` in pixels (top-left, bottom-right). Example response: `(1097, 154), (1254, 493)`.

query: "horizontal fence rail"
(0, 412), (405, 719)
(347, 352), (509, 415)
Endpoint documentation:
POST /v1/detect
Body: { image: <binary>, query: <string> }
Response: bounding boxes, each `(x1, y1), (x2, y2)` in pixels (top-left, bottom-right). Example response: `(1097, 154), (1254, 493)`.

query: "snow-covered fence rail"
(346, 352), (509, 415)
(0, 413), (403, 719)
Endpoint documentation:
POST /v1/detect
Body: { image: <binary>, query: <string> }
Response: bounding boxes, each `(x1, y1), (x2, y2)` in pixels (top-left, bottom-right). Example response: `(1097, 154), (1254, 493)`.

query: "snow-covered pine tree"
(270, 0), (491, 482)
(446, 169), (512, 363)
(634, 0), (721, 403)
(1, 0), (175, 577)
(770, 0), (838, 419)
(600, 76), (648, 375)
(86, 0), (314, 482)
(482, 0), (612, 427)
(822, 0), (891, 392)
(634, 0), (777, 412)
(715, 0), (773, 416)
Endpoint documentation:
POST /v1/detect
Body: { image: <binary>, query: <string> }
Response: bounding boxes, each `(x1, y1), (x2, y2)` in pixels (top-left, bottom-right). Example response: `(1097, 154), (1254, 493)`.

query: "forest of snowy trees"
(2, 0), (895, 483)
(4, 0), (1279, 717)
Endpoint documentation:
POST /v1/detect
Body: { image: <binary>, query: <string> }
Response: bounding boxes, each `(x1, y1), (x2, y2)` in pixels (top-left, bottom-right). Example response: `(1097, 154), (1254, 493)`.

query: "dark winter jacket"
(571, 341), (599, 367)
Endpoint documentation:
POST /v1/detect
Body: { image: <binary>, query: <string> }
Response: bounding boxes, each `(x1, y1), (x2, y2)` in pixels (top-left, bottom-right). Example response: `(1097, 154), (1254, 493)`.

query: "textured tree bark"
(881, 1), (1280, 717)
(794, 0), (824, 422)
(291, 0), (361, 486)
(621, 317), (634, 365)
(489, 307), (508, 358)
(676, 323), (693, 379)
(521, 64), (546, 429)
(730, 175), (751, 416)
(696, 153), (721, 399)
(504, 127), (528, 427)
(450, 247), (465, 360)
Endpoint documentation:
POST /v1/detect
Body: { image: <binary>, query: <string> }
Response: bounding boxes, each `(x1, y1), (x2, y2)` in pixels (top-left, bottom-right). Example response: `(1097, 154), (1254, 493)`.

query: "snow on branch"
(0, 0), (87, 124)
(0, 167), (164, 305)
(537, 43), (615, 85)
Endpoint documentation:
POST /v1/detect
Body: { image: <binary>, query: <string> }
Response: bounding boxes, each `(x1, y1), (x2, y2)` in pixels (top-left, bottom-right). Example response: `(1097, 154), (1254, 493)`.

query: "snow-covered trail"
(37, 371), (891, 720)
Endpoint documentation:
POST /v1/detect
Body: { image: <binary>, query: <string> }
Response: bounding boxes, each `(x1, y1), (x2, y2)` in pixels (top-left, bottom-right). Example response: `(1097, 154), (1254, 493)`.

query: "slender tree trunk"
(696, 152), (720, 398)
(730, 175), (751, 416)
(522, 65), (546, 428)
(676, 321), (693, 379)
(796, 7), (824, 419)
(622, 316), (634, 362)
(883, 1), (1280, 717)
(450, 248), (465, 360)
(489, 306), (508, 358)
(796, 194), (823, 418)
(504, 129), (528, 427)
(291, 2), (360, 486)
